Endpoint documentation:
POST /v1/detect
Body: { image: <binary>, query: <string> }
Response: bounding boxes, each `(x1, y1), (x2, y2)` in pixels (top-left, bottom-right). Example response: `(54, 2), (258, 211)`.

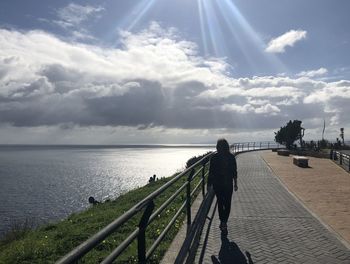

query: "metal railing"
(231, 141), (281, 153)
(57, 152), (214, 264)
(330, 150), (350, 172)
(56, 141), (281, 264)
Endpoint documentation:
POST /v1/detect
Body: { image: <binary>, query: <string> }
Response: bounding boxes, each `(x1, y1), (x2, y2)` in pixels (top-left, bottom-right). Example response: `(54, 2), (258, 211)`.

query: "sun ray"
(122, 0), (157, 31)
(212, 0), (259, 72)
(198, 0), (229, 57)
(216, 0), (288, 74)
(197, 0), (209, 55)
(103, 0), (158, 45)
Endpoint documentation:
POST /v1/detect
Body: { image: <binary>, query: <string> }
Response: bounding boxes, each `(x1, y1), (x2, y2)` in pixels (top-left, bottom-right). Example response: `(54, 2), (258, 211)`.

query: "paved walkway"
(195, 151), (350, 264)
(262, 150), (350, 244)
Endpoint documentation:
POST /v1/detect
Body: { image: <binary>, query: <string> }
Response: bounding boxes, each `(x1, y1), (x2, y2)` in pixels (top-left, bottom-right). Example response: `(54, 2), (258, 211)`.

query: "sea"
(0, 145), (214, 237)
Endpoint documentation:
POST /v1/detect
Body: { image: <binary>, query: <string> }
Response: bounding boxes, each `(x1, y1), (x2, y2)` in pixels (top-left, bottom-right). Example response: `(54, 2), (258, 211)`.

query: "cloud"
(221, 103), (280, 115)
(297, 67), (328, 78)
(47, 3), (105, 41)
(265, 30), (307, 53)
(0, 23), (349, 138)
(56, 3), (104, 28)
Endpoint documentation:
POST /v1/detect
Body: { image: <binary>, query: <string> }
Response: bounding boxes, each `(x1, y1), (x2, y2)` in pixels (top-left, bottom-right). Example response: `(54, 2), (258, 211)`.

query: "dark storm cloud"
(0, 26), (349, 132)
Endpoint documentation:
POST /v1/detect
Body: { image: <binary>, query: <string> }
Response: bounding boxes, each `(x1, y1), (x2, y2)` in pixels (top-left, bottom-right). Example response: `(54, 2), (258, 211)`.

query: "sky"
(0, 0), (349, 144)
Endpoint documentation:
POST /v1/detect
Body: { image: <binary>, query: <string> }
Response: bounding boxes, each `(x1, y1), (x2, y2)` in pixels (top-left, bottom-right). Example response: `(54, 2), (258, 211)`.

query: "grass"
(0, 164), (207, 264)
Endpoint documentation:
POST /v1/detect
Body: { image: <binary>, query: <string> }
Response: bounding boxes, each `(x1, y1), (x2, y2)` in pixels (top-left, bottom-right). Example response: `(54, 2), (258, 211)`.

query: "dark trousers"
(214, 186), (233, 223)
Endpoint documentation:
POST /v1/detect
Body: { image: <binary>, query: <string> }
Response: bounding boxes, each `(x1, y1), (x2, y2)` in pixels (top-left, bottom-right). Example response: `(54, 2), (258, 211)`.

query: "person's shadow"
(211, 234), (254, 264)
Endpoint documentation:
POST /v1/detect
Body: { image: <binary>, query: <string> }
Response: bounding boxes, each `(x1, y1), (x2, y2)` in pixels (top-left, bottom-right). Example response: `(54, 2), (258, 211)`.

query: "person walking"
(208, 138), (238, 234)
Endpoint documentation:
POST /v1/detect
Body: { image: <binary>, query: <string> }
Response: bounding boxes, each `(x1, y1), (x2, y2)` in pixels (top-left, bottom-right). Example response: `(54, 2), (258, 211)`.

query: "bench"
(293, 156), (309, 168)
(277, 149), (290, 156)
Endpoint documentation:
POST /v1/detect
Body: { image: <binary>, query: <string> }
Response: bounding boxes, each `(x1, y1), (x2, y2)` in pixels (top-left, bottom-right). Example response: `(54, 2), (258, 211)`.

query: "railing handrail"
(57, 150), (215, 263)
(330, 149), (350, 172)
(333, 150), (350, 158)
(56, 141), (281, 264)
(231, 140), (276, 144)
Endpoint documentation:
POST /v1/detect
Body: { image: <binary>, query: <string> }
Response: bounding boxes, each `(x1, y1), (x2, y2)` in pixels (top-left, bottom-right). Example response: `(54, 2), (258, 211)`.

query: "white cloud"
(49, 3), (105, 41)
(297, 67), (328, 78)
(265, 30), (307, 53)
(221, 104), (255, 114)
(0, 23), (349, 143)
(255, 104), (280, 114)
(221, 103), (280, 115)
(56, 3), (104, 28)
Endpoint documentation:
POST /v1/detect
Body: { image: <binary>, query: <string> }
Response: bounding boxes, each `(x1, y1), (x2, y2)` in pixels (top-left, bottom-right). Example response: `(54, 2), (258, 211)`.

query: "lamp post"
(340, 128), (344, 146)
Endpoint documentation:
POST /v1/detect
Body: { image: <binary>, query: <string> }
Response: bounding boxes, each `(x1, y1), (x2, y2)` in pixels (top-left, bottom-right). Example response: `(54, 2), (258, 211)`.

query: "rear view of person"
(208, 139), (238, 234)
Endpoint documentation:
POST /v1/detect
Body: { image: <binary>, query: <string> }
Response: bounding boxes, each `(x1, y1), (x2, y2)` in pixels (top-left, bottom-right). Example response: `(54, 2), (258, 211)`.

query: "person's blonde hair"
(216, 138), (230, 154)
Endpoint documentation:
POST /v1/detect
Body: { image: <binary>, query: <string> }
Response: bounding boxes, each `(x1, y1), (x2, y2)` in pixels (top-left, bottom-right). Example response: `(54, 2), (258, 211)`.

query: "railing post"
(253, 142), (255, 150)
(201, 160), (206, 198)
(248, 142), (250, 150)
(138, 200), (155, 264)
(268, 142), (270, 149)
(340, 153), (343, 165)
(186, 169), (195, 234)
(330, 149), (333, 160)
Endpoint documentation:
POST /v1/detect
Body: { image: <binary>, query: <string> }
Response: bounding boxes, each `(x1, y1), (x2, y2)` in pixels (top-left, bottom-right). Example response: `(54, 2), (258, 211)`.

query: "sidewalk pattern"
(195, 151), (350, 264)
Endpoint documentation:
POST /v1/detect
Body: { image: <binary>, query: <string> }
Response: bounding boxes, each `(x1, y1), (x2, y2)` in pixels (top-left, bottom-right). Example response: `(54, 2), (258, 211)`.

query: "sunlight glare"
(197, 0), (288, 74)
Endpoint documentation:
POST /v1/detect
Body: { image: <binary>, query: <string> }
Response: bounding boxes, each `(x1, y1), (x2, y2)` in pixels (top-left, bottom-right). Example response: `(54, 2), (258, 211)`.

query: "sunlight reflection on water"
(0, 146), (214, 236)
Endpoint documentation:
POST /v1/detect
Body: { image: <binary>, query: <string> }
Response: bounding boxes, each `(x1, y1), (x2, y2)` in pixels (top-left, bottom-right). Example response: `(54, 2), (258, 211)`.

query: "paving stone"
(194, 152), (350, 263)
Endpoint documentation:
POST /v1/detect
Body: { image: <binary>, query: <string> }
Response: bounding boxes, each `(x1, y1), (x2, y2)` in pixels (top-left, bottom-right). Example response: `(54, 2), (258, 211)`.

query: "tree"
(274, 120), (304, 149)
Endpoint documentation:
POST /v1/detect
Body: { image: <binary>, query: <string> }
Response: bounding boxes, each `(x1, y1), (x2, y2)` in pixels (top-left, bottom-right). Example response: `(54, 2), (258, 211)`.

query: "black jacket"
(207, 152), (237, 189)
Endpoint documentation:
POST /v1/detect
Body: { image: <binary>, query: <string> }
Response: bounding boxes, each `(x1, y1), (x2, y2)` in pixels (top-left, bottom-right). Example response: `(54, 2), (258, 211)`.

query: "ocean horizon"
(0, 145), (214, 237)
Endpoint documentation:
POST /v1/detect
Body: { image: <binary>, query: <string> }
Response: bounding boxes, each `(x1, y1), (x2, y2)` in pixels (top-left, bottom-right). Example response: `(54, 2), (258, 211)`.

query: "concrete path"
(195, 151), (350, 264)
(262, 150), (350, 244)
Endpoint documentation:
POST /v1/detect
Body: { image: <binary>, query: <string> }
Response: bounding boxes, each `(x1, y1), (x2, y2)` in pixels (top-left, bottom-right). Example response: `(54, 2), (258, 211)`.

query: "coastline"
(0, 146), (214, 238)
(0, 151), (210, 263)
